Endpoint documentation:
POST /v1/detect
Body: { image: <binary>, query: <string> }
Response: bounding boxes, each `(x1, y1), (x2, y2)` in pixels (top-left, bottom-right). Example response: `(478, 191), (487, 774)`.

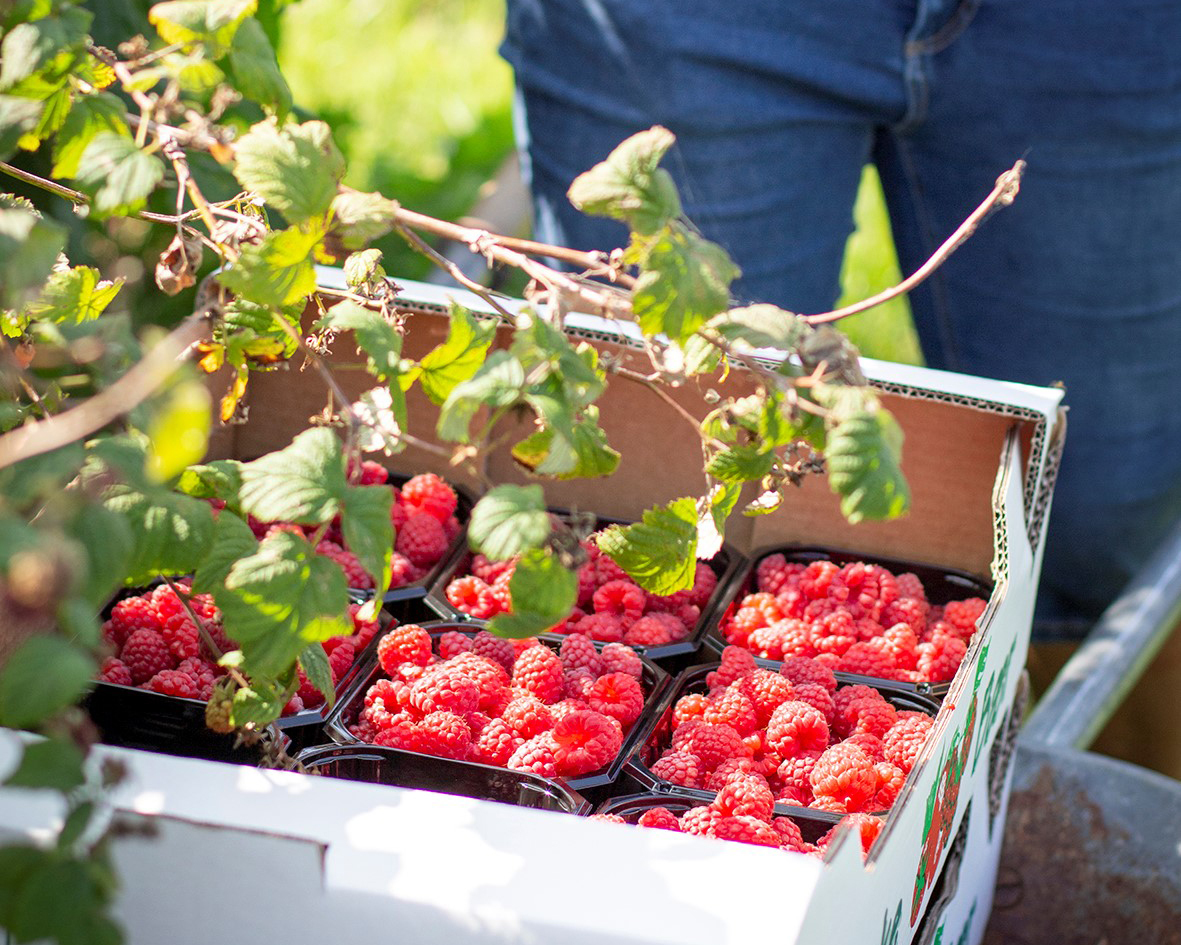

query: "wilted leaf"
(352, 386), (406, 456)
(155, 230), (204, 295)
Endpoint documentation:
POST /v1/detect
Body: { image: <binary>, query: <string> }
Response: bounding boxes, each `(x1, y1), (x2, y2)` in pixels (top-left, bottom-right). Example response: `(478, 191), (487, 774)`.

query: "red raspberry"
(416, 710), (472, 760)
(844, 733), (886, 762)
(872, 761), (906, 810)
(738, 669), (795, 726)
(574, 612), (625, 643)
(799, 560), (842, 600)
(145, 669), (201, 699)
(446, 652), (511, 710)
(757, 619), (816, 660)
(650, 749), (703, 788)
(446, 575), (499, 618)
(779, 656), (837, 693)
(833, 685), (898, 739)
(551, 709), (623, 777)
(395, 512), (450, 568)
(599, 642), (644, 679)
(714, 814), (781, 847)
(705, 646), (759, 691)
(704, 757), (761, 790)
(592, 550), (629, 586)
(637, 807), (681, 831)
(511, 645), (564, 703)
(672, 721), (747, 773)
(469, 631), (515, 673)
(703, 686), (759, 736)
(776, 750), (822, 796)
(328, 640), (355, 683)
(281, 693), (306, 717)
(592, 580), (646, 621)
(586, 671), (645, 728)
(376, 624), (433, 673)
(714, 771), (775, 820)
(436, 630), (472, 660)
(108, 596), (162, 646)
(558, 633), (602, 676)
(624, 614), (681, 647)
(507, 734), (558, 777)
(789, 682), (836, 728)
(176, 658), (217, 699)
(97, 657), (132, 686)
(819, 813), (883, 859)
(563, 667), (596, 701)
(773, 816), (810, 852)
(916, 634), (967, 682)
(297, 667), (327, 709)
(471, 717), (524, 766)
(837, 640), (903, 680)
(679, 806), (723, 837)
(881, 597), (929, 638)
(354, 459), (389, 485)
(894, 572), (928, 602)
(120, 628), (175, 685)
(673, 692), (709, 725)
(410, 668), (480, 717)
(399, 473), (458, 523)
(468, 553), (509, 583)
(721, 605), (766, 648)
(316, 540), (373, 589)
(590, 813), (627, 825)
(883, 712), (934, 774)
(756, 554), (806, 595)
(839, 562), (899, 622)
(810, 743), (878, 812)
(501, 694), (554, 739)
(372, 716), (422, 751)
(765, 700), (830, 758)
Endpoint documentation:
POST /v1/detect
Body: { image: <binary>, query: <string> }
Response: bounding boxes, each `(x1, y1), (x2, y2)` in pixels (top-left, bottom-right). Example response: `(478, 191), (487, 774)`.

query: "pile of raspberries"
(243, 466), (462, 592)
(347, 627), (651, 779)
(644, 646), (934, 816)
(718, 555), (988, 683)
(592, 775), (883, 859)
(443, 537), (719, 648)
(96, 581), (380, 716)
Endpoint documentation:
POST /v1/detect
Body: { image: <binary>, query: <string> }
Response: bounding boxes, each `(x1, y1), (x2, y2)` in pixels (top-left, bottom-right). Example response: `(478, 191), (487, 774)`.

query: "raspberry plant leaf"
(229, 679), (289, 730)
(192, 511), (258, 595)
(510, 408), (620, 478)
(298, 642), (334, 709)
(0, 8), (91, 91)
(74, 132), (165, 218)
(699, 481), (741, 560)
(566, 125), (681, 235)
(489, 547), (577, 639)
(701, 303), (810, 354)
(824, 404), (910, 523)
(0, 203), (67, 311)
(467, 483), (551, 561)
(705, 444), (775, 484)
(225, 16), (291, 119)
(340, 484), (394, 593)
(216, 223), (324, 308)
(144, 379), (212, 482)
(330, 191), (399, 250)
(176, 459), (244, 502)
(0, 442), (84, 508)
(231, 118), (344, 224)
(101, 484), (215, 586)
(67, 502), (132, 608)
(0, 95), (44, 159)
(214, 530), (352, 678)
(4, 855), (113, 945)
(0, 635), (93, 729)
(315, 298), (404, 383)
(149, 0), (258, 60)
(50, 92), (128, 179)
(410, 301), (497, 406)
(3, 738), (86, 792)
(238, 427), (346, 525)
(23, 265), (121, 325)
(595, 497), (698, 595)
(437, 349), (526, 443)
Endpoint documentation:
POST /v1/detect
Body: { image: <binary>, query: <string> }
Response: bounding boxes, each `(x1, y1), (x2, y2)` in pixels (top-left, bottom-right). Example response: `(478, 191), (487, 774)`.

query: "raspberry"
(176, 658), (217, 699)
(810, 743), (878, 812)
(563, 667), (596, 701)
(354, 459), (389, 485)
(558, 633), (602, 676)
(108, 596), (162, 646)
(773, 816), (810, 852)
(776, 750), (822, 796)
(721, 605), (766, 648)
(839, 562), (899, 622)
(704, 757), (761, 790)
(765, 699), (830, 758)
(883, 712), (934, 774)
(592, 580), (646, 621)
(844, 733), (886, 762)
(551, 709), (622, 776)
(837, 640), (903, 680)
(470, 631), (516, 673)
(650, 749), (703, 788)
(703, 686), (759, 736)
(205, 687), (234, 734)
(881, 596), (929, 637)
(756, 554), (805, 595)
(872, 761), (906, 810)
(624, 614), (681, 647)
(416, 710), (472, 760)
(637, 807), (681, 831)
(510, 645), (565, 703)
(592, 550), (629, 586)
(799, 560), (842, 600)
(573, 612), (625, 643)
(738, 669), (795, 726)
(757, 619), (816, 661)
(376, 624), (433, 673)
(395, 512), (450, 568)
(704, 647), (758, 691)
(673, 692), (709, 725)
(916, 633), (967, 682)
(488, 569), (514, 614)
(316, 540), (373, 589)
(501, 694), (554, 739)
(833, 685), (897, 739)
(145, 669), (201, 699)
(328, 641), (354, 683)
(688, 561), (719, 607)
(120, 628), (175, 685)
(590, 813), (627, 825)
(882, 623), (920, 670)
(410, 668), (481, 717)
(507, 733), (558, 777)
(714, 771), (775, 820)
(714, 813), (782, 847)
(779, 656), (836, 694)
(399, 473), (458, 523)
(819, 813), (883, 859)
(296, 667), (327, 710)
(471, 717), (524, 766)
(97, 657), (132, 686)
(446, 575), (499, 618)
(446, 652), (511, 710)
(599, 642), (644, 679)
(586, 671), (645, 728)
(943, 597), (987, 638)
(672, 721), (747, 773)
(679, 806), (723, 837)
(373, 716), (422, 752)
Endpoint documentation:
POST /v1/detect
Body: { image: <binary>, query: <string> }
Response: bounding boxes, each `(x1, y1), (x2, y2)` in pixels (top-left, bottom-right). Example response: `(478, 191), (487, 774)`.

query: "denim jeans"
(502, 0), (1181, 639)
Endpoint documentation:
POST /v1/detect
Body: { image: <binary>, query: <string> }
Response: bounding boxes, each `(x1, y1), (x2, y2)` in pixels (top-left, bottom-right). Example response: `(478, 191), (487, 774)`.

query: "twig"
(0, 161), (86, 204)
(804, 160), (1026, 325)
(393, 224), (517, 322)
(0, 311), (210, 470)
(608, 363), (731, 450)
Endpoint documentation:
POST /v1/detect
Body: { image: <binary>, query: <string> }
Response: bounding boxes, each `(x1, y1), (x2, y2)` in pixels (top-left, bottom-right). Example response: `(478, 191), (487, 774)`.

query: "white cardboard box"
(0, 277), (1064, 945)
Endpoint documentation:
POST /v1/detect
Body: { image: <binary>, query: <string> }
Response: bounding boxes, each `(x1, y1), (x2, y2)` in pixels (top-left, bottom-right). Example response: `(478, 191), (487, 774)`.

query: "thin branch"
(0, 161), (86, 204)
(0, 311), (210, 470)
(393, 223), (517, 322)
(803, 160), (1026, 325)
(608, 363), (730, 451)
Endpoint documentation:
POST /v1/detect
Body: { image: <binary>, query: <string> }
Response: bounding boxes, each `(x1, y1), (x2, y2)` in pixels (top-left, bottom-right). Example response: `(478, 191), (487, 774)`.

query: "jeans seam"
(905, 0), (982, 56)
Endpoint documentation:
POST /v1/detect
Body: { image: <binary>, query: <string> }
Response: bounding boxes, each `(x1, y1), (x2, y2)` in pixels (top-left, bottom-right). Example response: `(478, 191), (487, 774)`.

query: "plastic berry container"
(321, 620), (670, 800)
(424, 511), (745, 672)
(86, 584), (394, 760)
(703, 545), (994, 698)
(295, 743), (592, 815)
(622, 660), (940, 817)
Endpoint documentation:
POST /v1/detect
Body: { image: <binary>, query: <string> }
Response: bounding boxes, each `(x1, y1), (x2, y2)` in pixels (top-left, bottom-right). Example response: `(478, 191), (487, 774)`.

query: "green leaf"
(239, 427), (346, 525)
(315, 298), (402, 381)
(0, 441), (83, 507)
(232, 118), (343, 223)
(0, 9), (91, 91)
(413, 302), (496, 406)
(705, 444), (775, 483)
(701, 303), (810, 354)
(217, 223), (323, 308)
(68, 503), (132, 608)
(0, 846), (42, 919)
(511, 408), (620, 479)
(632, 223), (739, 344)
(0, 94), (43, 159)
(229, 679), (287, 729)
(824, 407), (910, 523)
(4, 738), (85, 790)
(330, 190), (399, 249)
(488, 548), (577, 639)
(192, 509), (257, 594)
(101, 484), (216, 585)
(56, 800), (95, 851)
(51, 92), (129, 178)
(511, 314), (606, 407)
(682, 333), (724, 376)
(0, 635), (94, 729)
(24, 265), (122, 325)
(340, 484), (393, 592)
(176, 459), (244, 501)
(342, 248), (385, 290)
(566, 125), (682, 235)
(0, 203), (66, 311)
(149, 0), (258, 56)
(74, 131), (165, 218)
(57, 596), (101, 648)
(701, 481), (741, 558)
(7, 857), (102, 945)
(167, 53), (225, 93)
(437, 350), (525, 443)
(144, 379), (212, 482)
(298, 642), (334, 709)
(226, 15), (291, 118)
(468, 484), (551, 561)
(594, 497), (698, 595)
(215, 531), (352, 677)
